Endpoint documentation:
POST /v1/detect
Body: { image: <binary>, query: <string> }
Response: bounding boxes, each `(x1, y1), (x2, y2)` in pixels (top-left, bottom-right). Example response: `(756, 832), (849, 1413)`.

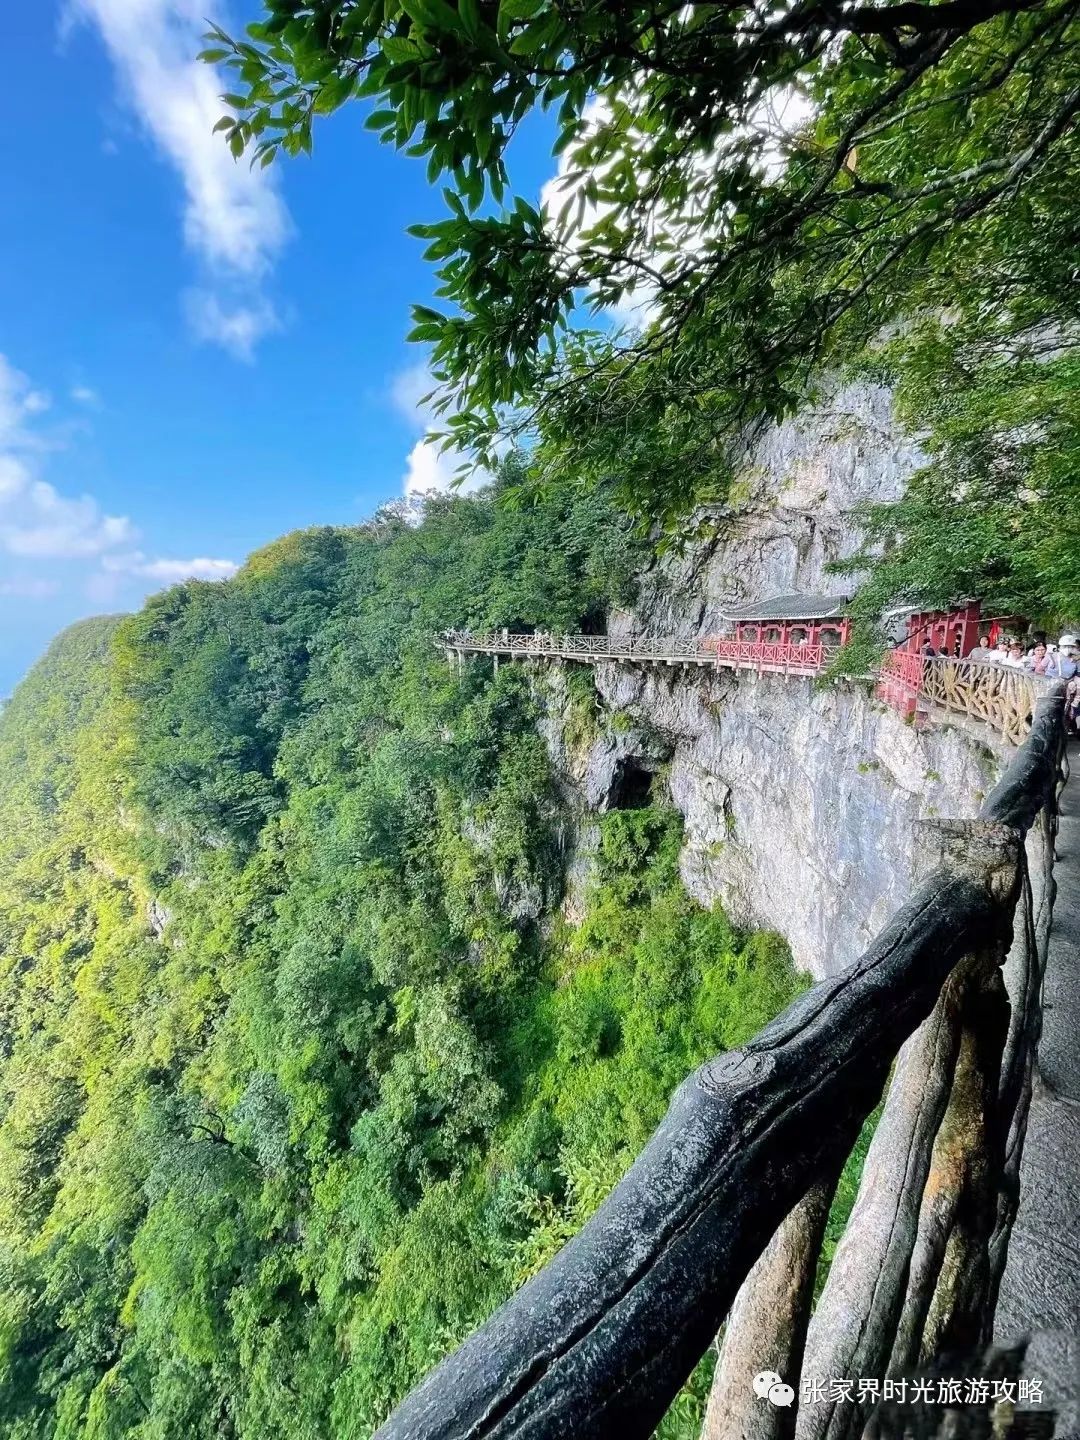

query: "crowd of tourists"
(917, 630), (1080, 734)
(969, 632), (1079, 679)
(919, 632), (1079, 678)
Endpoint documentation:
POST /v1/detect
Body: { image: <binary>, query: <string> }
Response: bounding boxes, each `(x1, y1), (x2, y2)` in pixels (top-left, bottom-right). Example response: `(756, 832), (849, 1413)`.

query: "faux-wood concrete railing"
(375, 689), (1066, 1440)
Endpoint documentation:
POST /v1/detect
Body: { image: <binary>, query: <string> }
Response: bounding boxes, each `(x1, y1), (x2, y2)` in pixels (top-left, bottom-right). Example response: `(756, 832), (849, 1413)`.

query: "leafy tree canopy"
(0, 475), (815, 1439)
(209, 0), (1079, 546)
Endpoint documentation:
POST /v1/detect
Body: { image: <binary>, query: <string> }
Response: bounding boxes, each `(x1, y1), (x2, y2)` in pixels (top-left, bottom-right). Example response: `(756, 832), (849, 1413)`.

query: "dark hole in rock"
(579, 606), (607, 636)
(610, 760), (654, 811)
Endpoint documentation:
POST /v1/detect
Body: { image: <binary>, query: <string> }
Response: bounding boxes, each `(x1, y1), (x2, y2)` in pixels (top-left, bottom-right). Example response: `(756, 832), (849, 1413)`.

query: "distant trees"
(0, 477), (806, 1438)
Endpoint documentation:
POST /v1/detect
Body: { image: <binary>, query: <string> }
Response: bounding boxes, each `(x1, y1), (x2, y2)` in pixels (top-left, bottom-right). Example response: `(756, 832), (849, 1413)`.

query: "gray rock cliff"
(536, 381), (1006, 978)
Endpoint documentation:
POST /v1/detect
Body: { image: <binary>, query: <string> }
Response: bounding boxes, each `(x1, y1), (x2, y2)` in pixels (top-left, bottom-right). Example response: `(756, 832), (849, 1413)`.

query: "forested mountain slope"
(0, 480), (804, 1439)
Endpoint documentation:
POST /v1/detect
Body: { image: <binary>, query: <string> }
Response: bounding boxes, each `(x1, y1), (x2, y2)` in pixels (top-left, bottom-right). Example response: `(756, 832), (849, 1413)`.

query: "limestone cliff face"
(618, 378), (923, 641)
(538, 381), (1005, 979)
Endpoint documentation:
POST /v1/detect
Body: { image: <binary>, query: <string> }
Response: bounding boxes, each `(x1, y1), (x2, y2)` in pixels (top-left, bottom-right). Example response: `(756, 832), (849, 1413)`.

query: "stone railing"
(921, 656), (1047, 748)
(878, 650), (1048, 748)
(374, 689), (1067, 1439)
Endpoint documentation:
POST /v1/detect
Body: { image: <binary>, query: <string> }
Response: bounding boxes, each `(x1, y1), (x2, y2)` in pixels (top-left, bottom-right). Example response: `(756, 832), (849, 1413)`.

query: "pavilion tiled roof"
(720, 593), (850, 622)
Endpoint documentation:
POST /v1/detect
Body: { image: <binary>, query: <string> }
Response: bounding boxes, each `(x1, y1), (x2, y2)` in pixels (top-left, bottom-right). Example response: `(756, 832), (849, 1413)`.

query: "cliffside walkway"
(443, 627), (830, 676)
(443, 628), (1047, 747)
(997, 739), (1080, 1428)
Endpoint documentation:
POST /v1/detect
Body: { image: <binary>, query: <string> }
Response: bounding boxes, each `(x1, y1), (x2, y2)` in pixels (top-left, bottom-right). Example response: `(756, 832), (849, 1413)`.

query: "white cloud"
(391, 362), (437, 427)
(1, 481), (137, 559)
(70, 0), (288, 274)
(392, 364), (492, 499)
(0, 352), (233, 595)
(184, 289), (281, 363)
(71, 385), (100, 406)
(68, 0), (291, 356)
(0, 355), (51, 445)
(0, 355), (135, 561)
(103, 551), (238, 582)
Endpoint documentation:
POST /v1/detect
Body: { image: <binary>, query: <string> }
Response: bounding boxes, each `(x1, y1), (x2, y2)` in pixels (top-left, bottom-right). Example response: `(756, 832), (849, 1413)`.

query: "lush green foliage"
(835, 326), (1080, 658)
(210, 0), (1078, 548)
(0, 480), (806, 1438)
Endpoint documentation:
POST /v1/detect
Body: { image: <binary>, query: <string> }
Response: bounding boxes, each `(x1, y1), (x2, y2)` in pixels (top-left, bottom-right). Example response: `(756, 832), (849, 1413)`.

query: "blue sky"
(0, 1), (557, 693)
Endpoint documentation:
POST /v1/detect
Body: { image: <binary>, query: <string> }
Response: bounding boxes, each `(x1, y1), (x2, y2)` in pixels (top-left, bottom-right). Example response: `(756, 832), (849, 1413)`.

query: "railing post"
(702, 1176), (838, 1440)
(798, 820), (1021, 1440)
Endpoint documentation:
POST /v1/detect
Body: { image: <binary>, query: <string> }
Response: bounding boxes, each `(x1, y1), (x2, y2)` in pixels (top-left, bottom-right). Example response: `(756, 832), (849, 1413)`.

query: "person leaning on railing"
(1049, 634), (1078, 680)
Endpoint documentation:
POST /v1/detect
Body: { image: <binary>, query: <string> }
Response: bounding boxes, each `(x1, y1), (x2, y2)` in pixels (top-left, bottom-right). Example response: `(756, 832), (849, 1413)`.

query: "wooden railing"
(375, 689), (1067, 1438)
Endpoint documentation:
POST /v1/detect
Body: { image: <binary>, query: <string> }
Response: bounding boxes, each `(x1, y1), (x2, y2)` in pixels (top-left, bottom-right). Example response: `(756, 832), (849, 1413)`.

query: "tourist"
(1003, 641), (1027, 668)
(1067, 674), (1080, 734)
(973, 635), (993, 660)
(1026, 642), (1055, 676)
(1055, 635), (1079, 680)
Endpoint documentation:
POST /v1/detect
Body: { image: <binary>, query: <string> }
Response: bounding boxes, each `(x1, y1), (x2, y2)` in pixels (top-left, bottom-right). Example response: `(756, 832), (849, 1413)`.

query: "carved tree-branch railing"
(878, 652), (1046, 749)
(375, 689), (1067, 1439)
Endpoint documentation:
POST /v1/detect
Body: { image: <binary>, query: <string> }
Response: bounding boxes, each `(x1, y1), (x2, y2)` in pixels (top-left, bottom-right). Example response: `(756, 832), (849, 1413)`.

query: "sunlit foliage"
(0, 477), (805, 1438)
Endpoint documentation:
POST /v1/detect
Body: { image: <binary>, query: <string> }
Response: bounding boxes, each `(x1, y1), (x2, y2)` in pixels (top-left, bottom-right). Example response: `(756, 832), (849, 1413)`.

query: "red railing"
(711, 637), (825, 671)
(876, 647), (926, 717)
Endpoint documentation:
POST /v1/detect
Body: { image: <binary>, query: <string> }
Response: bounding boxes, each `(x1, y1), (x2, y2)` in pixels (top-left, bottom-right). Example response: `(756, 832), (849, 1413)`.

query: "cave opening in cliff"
(609, 760), (654, 811)
(579, 605), (607, 636)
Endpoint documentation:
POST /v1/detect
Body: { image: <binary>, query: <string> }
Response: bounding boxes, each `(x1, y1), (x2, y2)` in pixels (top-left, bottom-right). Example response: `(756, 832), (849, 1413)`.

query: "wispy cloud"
(68, 0), (290, 357)
(184, 289), (282, 363)
(0, 351), (236, 592)
(0, 355), (50, 440)
(103, 551), (237, 582)
(0, 354), (134, 560)
(390, 361), (491, 500)
(0, 578), (62, 600)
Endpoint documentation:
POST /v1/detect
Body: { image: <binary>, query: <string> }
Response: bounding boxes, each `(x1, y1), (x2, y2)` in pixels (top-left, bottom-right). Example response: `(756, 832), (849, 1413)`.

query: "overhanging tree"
(207, 0), (1079, 592)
